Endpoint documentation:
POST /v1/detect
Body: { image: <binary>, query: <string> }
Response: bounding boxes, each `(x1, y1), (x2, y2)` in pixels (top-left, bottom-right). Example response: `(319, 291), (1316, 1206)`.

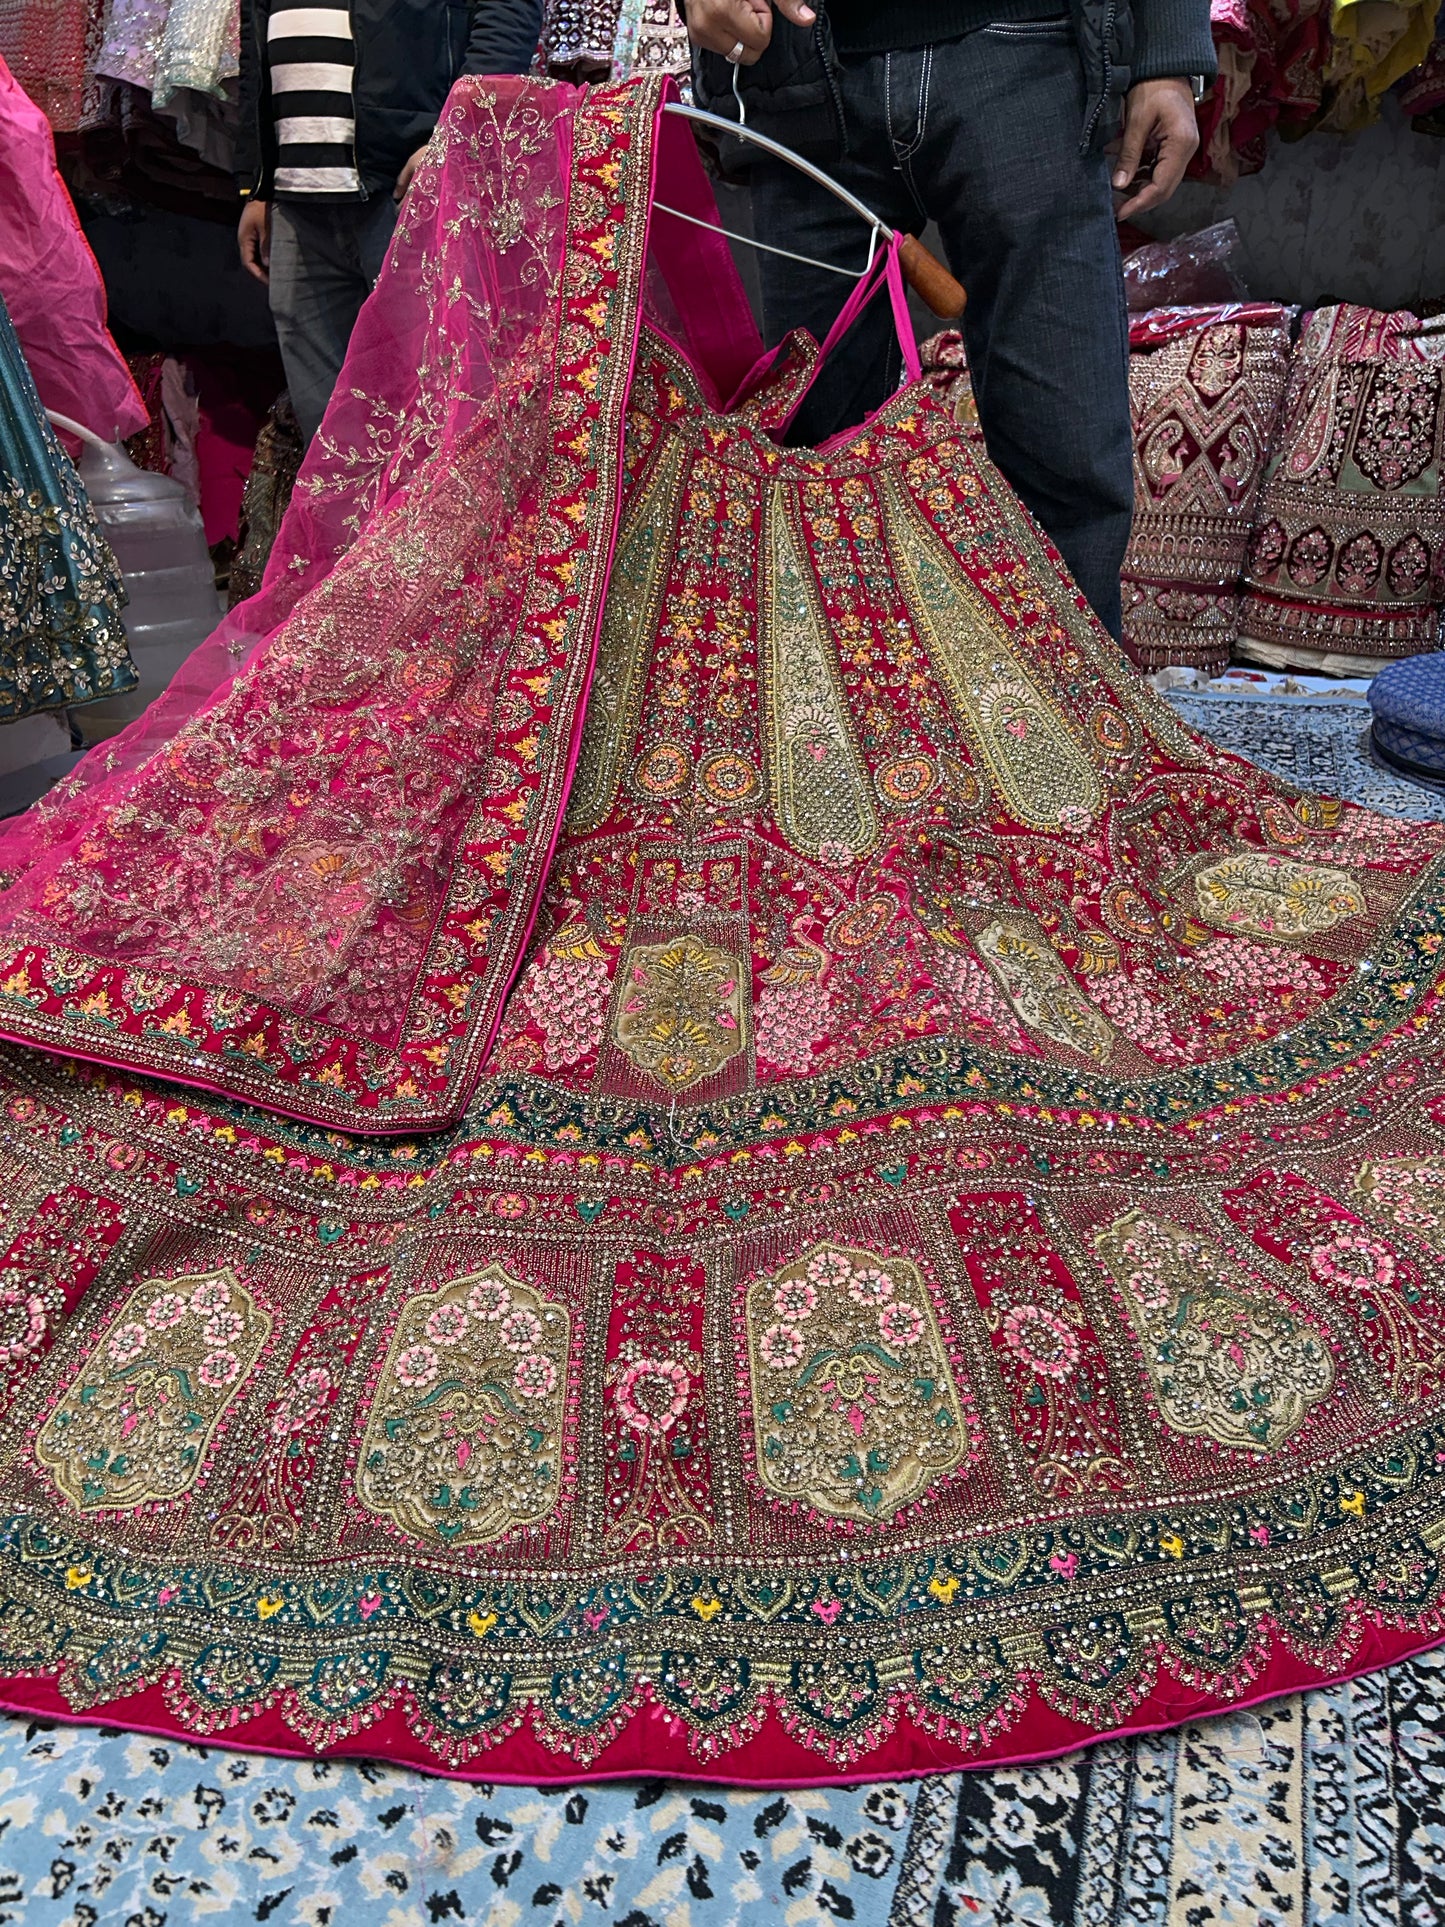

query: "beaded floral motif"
(1096, 1213), (1336, 1452)
(612, 936), (747, 1090)
(761, 482), (877, 865)
(743, 1242), (974, 1522)
(35, 1268), (270, 1513)
(357, 1264), (570, 1547)
(1192, 852), (1366, 938)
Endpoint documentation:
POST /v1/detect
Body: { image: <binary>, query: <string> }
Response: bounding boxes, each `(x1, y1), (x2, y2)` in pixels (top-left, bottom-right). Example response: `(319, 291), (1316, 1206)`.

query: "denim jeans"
(748, 19), (1134, 637)
(268, 197), (399, 445)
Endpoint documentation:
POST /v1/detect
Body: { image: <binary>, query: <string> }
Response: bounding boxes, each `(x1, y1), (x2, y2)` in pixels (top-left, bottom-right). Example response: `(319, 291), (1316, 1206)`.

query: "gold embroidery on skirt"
(36, 1268), (270, 1513)
(567, 427), (689, 833)
(613, 934), (748, 1090)
(745, 1241), (971, 1521)
(357, 1264), (570, 1547)
(761, 481), (878, 865)
(975, 916), (1115, 1064)
(883, 473), (1102, 832)
(1094, 1212), (1336, 1451)
(1192, 852), (1366, 939)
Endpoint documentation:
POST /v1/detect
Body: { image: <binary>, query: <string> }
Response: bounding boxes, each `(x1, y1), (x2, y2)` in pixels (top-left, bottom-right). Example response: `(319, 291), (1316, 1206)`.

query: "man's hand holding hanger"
(685, 0), (816, 64)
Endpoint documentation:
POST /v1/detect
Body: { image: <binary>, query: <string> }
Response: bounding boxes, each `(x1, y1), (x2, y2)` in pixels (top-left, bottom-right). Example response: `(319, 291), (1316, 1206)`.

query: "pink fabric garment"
(0, 53), (146, 444)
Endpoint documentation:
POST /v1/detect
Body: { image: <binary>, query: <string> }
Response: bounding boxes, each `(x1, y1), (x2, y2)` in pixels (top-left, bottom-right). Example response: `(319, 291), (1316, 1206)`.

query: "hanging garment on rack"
(1322, 0), (1438, 130)
(152, 0), (239, 103)
(227, 389), (303, 606)
(0, 293), (138, 721)
(1121, 302), (1295, 677)
(3, 78), (1445, 1785)
(1194, 0), (1330, 181)
(1400, 31), (1445, 131)
(0, 0), (105, 128)
(93, 0), (171, 88)
(611, 0), (689, 78)
(1238, 304), (1445, 671)
(0, 55), (147, 447)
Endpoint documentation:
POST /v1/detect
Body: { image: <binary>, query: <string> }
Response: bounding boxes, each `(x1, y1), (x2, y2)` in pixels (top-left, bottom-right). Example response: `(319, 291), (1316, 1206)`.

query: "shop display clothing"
(1, 80), (1445, 1785)
(1120, 301), (1294, 675)
(0, 293), (137, 721)
(745, 17), (1136, 638)
(0, 55), (147, 447)
(1239, 303), (1445, 670)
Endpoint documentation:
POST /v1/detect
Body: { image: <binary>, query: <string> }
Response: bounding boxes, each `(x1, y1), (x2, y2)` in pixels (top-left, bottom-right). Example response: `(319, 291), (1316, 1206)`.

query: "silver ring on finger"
(726, 39), (746, 62)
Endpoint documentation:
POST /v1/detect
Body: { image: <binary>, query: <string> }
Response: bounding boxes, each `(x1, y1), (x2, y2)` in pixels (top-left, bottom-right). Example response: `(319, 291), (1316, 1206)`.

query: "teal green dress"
(0, 292), (137, 721)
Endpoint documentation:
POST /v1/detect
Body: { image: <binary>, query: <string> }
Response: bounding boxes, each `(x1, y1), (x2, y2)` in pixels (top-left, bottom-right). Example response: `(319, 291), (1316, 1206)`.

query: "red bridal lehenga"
(0, 77), (1444, 1786)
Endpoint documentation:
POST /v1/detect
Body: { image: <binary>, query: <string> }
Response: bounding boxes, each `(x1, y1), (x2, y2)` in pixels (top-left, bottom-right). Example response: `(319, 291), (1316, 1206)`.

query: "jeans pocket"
(980, 16), (1072, 35)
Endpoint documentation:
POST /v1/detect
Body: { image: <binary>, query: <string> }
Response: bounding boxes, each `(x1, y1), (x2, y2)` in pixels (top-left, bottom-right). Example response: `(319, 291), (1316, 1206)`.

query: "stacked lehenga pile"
(0, 79), (1443, 1787)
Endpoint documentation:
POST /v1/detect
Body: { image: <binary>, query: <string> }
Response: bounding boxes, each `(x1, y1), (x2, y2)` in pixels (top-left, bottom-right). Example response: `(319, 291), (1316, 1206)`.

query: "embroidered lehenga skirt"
(0, 292), (136, 722)
(0, 78), (1444, 1785)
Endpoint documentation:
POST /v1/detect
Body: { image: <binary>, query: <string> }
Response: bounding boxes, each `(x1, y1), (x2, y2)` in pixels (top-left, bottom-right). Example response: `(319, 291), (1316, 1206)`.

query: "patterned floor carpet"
(2, 695), (1443, 1927)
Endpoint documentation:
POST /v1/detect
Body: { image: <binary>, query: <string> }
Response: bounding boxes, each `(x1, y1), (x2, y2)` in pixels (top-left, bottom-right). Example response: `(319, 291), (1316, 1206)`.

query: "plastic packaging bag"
(1122, 219), (1251, 313)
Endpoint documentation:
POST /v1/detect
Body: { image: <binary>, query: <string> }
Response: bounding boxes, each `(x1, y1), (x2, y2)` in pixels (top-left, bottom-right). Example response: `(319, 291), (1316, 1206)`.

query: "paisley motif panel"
(742, 1241), (974, 1523)
(357, 1264), (570, 1547)
(1093, 1213), (1336, 1452)
(35, 1269), (270, 1513)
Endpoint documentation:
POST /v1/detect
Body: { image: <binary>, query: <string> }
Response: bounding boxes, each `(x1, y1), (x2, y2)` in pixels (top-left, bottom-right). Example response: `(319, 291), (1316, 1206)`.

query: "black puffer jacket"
(690, 0), (1214, 160)
(237, 0), (544, 201)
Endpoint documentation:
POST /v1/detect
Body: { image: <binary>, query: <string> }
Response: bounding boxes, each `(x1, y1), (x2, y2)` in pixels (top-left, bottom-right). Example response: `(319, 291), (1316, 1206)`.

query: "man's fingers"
(773, 0), (817, 23)
(686, 0), (773, 61)
(1111, 120), (1148, 194)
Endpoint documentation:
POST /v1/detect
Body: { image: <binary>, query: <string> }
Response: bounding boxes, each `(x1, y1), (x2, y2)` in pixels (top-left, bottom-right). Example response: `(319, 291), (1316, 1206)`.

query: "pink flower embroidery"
(1001, 1303), (1081, 1380)
(514, 1352), (558, 1400)
(0, 1279), (47, 1365)
(204, 1308), (244, 1347)
(849, 1266), (896, 1308)
(107, 1321), (148, 1365)
(467, 1278), (512, 1321)
(190, 1278), (232, 1315)
(1309, 1231), (1397, 1292)
(395, 1343), (439, 1389)
(772, 1277), (818, 1322)
(145, 1292), (187, 1331)
(806, 1250), (853, 1289)
(199, 1349), (241, 1388)
(426, 1304), (469, 1347)
(614, 1357), (690, 1435)
(499, 1307), (543, 1354)
(878, 1301), (924, 1349)
(759, 1322), (805, 1371)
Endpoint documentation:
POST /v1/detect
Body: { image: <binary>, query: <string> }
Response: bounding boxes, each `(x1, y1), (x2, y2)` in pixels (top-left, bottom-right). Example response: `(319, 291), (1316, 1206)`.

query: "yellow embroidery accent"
(975, 917), (1114, 1064)
(1095, 1212), (1335, 1452)
(64, 1566), (92, 1590)
(761, 481), (877, 864)
(884, 474), (1101, 832)
(1158, 1532), (1185, 1559)
(357, 1263), (570, 1549)
(467, 1609), (499, 1637)
(1193, 852), (1366, 939)
(613, 935), (748, 1090)
(928, 1573), (961, 1602)
(36, 1268), (270, 1514)
(746, 1241), (971, 1522)
(690, 1593), (723, 1621)
(567, 428), (688, 832)
(1340, 1490), (1366, 1517)
(257, 1593), (285, 1619)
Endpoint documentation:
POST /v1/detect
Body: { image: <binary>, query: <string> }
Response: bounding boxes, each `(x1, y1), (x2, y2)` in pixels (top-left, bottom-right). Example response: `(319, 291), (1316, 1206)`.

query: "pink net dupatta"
(0, 75), (738, 1135)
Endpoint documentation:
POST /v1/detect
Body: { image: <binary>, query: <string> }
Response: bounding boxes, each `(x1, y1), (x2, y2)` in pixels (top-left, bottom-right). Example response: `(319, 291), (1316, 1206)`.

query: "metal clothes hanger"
(655, 99), (967, 320)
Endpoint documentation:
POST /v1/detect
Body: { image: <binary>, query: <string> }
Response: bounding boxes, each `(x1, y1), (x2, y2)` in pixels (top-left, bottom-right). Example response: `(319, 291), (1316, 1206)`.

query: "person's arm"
(236, 0), (273, 282)
(460, 0), (547, 75)
(1113, 0), (1216, 219)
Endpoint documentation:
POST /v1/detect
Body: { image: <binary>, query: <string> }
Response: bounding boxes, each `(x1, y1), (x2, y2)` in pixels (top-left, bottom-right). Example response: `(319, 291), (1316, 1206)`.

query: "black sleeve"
(1132, 0), (1217, 82)
(235, 0), (278, 197)
(462, 0), (545, 75)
